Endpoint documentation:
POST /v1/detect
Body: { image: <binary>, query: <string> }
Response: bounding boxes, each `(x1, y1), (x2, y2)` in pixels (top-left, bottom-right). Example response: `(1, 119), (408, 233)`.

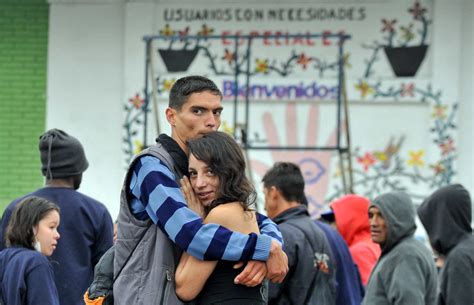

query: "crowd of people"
(0, 75), (473, 305)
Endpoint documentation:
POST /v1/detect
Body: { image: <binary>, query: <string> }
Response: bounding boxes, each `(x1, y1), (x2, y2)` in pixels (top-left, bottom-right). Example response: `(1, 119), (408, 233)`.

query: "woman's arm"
(175, 204), (259, 301)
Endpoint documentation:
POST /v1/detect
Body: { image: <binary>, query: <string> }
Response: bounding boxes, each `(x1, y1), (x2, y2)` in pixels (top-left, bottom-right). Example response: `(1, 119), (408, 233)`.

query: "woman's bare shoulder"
(204, 202), (257, 233)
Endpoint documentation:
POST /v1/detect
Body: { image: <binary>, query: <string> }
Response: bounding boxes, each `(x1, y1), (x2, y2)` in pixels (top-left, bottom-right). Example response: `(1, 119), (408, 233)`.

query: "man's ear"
(166, 107), (176, 126)
(269, 186), (280, 200)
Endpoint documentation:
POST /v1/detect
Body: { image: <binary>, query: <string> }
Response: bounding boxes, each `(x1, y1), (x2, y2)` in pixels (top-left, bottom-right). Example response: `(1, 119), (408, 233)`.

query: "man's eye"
(213, 110), (222, 116)
(192, 109), (203, 115)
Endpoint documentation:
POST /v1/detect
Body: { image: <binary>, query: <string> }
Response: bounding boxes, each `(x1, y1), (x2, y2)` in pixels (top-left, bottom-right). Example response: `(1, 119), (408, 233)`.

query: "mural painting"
(122, 0), (457, 216)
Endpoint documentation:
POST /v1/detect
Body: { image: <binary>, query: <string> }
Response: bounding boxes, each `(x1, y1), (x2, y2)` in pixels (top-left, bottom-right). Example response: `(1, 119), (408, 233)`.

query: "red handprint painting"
(250, 102), (339, 218)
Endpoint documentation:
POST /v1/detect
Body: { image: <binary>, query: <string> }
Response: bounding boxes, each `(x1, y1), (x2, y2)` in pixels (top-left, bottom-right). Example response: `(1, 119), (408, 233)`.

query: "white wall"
(46, 0), (474, 219)
(47, 2), (125, 218)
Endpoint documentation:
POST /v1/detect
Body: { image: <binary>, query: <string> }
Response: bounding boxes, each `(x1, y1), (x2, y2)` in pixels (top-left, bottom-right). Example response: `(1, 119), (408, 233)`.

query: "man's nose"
(206, 113), (217, 128)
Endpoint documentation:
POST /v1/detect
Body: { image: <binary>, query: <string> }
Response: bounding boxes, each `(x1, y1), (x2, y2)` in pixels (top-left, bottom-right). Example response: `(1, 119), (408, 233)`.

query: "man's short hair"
(262, 162), (306, 204)
(169, 75), (222, 110)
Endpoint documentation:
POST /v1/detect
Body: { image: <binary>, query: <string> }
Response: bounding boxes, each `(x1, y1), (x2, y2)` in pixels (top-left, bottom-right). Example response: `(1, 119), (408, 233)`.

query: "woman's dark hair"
(187, 131), (256, 213)
(5, 196), (60, 249)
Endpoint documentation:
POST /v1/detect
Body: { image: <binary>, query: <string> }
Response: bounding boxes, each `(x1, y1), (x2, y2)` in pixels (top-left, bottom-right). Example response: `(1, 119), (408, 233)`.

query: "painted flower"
(133, 140), (144, 155)
(159, 24), (175, 37)
(255, 59), (269, 74)
(400, 24), (415, 42)
(178, 27), (190, 41)
(162, 79), (175, 92)
(400, 83), (415, 97)
(197, 24), (214, 38)
(221, 121), (234, 135)
(407, 150), (424, 167)
(381, 19), (397, 33)
(355, 80), (374, 98)
(439, 138), (455, 155)
(409, 1), (427, 20)
(430, 162), (445, 175)
(357, 152), (377, 171)
(222, 49), (235, 65)
(432, 104), (447, 119)
(374, 152), (388, 162)
(297, 53), (312, 69)
(129, 93), (144, 109)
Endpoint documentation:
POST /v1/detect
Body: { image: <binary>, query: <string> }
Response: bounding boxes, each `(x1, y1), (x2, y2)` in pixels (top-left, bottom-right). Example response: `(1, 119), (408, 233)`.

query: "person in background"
(362, 191), (437, 305)
(418, 184), (474, 305)
(315, 219), (364, 305)
(0, 196), (61, 305)
(0, 129), (114, 305)
(175, 131), (266, 304)
(262, 162), (336, 305)
(329, 195), (381, 286)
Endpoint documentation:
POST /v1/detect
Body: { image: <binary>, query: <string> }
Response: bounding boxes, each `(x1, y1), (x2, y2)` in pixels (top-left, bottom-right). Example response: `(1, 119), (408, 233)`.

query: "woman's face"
(188, 154), (220, 206)
(34, 210), (60, 256)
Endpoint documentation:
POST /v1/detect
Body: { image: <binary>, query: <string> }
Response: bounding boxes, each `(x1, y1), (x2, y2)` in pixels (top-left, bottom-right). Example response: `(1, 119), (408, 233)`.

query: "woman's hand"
(181, 176), (204, 217)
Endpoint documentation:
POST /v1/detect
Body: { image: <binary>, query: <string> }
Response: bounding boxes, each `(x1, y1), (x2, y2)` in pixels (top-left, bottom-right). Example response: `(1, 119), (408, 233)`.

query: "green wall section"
(0, 0), (49, 211)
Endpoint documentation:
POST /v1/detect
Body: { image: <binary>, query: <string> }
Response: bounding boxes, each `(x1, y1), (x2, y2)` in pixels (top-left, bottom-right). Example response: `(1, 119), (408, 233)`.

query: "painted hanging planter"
(384, 45), (428, 77)
(158, 48), (199, 72)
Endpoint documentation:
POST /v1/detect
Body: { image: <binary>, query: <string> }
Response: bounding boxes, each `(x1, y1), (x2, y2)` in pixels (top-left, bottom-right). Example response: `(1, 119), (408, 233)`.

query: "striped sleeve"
(256, 212), (284, 246)
(129, 156), (274, 261)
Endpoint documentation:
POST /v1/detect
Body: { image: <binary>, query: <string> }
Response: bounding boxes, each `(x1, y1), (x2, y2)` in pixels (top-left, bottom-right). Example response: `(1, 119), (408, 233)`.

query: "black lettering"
(164, 9), (172, 22)
(268, 10), (277, 21)
(235, 9), (242, 21)
(243, 9), (252, 21)
(254, 9), (264, 21)
(358, 7), (366, 20)
(224, 9), (232, 21)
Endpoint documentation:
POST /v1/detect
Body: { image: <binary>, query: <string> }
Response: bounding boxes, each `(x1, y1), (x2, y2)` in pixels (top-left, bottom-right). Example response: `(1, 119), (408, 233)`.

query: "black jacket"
(418, 184), (474, 305)
(269, 205), (336, 305)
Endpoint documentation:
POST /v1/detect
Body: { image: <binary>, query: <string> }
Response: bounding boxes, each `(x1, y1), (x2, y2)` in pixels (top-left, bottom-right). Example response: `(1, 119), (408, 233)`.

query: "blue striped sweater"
(130, 156), (283, 261)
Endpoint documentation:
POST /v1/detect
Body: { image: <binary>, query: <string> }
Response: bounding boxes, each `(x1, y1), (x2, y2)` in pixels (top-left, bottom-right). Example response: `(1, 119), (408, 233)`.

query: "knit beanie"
(39, 129), (89, 179)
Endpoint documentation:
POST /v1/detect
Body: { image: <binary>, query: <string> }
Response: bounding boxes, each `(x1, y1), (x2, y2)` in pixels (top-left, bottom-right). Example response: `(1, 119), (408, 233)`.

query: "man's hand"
(265, 239), (288, 283)
(233, 261), (267, 287)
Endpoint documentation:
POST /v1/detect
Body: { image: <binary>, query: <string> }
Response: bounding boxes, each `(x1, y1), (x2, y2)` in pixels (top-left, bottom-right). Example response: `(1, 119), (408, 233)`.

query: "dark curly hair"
(187, 131), (256, 214)
(6, 196), (60, 250)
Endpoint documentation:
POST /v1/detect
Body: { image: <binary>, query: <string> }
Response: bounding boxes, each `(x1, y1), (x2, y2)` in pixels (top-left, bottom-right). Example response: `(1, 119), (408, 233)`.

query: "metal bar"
(144, 33), (351, 40)
(243, 36), (253, 146)
(143, 39), (150, 148)
(243, 146), (349, 151)
(233, 36), (239, 138)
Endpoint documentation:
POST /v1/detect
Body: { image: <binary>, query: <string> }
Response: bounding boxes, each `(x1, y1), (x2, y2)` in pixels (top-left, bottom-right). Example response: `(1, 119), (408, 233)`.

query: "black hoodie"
(418, 184), (474, 305)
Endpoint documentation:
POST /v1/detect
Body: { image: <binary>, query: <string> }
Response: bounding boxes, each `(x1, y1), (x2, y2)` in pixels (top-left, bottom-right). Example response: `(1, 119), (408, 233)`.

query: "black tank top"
(195, 260), (267, 305)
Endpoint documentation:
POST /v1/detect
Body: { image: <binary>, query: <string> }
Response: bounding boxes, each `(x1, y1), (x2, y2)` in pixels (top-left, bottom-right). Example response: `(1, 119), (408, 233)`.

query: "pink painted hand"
(251, 102), (339, 217)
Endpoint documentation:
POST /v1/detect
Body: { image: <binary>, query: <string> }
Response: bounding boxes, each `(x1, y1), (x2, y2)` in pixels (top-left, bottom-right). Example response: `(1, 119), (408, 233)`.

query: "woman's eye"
(206, 170), (215, 176)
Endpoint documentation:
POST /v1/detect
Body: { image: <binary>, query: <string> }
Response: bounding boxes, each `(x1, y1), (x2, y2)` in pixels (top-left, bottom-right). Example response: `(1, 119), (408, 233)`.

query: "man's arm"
(91, 208), (114, 266)
(442, 252), (473, 305)
(130, 156), (273, 261)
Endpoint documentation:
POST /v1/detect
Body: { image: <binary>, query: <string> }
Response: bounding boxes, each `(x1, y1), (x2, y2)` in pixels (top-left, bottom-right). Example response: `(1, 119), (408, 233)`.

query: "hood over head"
(418, 184), (472, 255)
(331, 194), (371, 245)
(371, 191), (416, 253)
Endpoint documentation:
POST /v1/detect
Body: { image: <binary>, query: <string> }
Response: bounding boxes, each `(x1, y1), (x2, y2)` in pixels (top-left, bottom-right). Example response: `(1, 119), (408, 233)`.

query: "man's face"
(368, 206), (388, 244)
(168, 91), (223, 151)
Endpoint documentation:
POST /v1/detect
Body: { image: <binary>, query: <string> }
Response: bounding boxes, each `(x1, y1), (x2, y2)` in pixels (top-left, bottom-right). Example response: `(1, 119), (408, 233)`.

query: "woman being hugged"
(0, 196), (60, 305)
(176, 131), (266, 305)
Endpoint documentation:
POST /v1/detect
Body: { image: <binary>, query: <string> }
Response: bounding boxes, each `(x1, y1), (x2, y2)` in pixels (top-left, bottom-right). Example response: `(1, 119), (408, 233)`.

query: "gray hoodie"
(418, 184), (474, 305)
(363, 192), (438, 305)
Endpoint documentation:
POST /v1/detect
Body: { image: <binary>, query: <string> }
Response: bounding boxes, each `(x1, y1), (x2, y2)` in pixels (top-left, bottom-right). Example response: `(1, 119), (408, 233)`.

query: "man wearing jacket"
(263, 162), (336, 305)
(418, 184), (474, 305)
(363, 191), (437, 305)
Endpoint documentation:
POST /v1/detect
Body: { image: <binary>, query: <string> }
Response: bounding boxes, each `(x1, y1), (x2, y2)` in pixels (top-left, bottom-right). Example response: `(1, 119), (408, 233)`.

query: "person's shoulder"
(3, 247), (49, 267)
(448, 236), (474, 260)
(205, 203), (242, 225)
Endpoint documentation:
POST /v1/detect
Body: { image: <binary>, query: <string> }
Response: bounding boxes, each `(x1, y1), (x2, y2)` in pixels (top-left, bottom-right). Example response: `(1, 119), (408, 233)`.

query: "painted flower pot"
(158, 48), (199, 72)
(384, 45), (428, 77)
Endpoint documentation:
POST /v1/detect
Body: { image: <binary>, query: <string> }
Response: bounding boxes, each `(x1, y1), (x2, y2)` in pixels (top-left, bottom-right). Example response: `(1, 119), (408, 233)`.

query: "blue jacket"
(315, 221), (364, 305)
(0, 247), (60, 305)
(0, 188), (114, 305)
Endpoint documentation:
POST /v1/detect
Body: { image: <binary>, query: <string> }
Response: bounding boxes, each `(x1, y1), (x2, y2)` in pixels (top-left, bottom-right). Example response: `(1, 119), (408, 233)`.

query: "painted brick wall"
(0, 0), (49, 211)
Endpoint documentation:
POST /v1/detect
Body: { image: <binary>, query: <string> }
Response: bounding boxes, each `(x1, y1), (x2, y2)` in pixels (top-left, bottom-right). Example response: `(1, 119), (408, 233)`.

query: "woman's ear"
(32, 226), (38, 236)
